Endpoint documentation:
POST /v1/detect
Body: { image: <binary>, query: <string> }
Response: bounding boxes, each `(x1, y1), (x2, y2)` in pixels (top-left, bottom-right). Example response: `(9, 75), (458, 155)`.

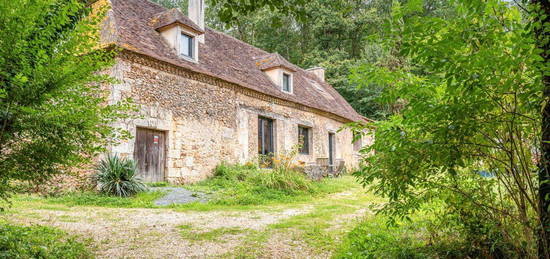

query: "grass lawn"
(11, 164), (358, 212)
(1, 165), (398, 258)
(1, 175), (387, 258)
(0, 221), (92, 259)
(11, 190), (167, 210)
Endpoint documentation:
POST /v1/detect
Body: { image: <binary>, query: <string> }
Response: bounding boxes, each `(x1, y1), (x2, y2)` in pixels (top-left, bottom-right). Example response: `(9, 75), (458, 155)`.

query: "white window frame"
(175, 27), (199, 63)
(281, 71), (293, 94)
(180, 33), (194, 59)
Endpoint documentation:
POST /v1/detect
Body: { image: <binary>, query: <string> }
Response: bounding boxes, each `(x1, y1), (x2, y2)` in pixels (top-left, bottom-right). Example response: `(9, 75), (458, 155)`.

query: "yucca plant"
(94, 154), (147, 197)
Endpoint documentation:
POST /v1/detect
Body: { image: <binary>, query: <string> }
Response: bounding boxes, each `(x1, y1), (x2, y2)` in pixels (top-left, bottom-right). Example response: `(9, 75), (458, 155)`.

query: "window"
(180, 33), (194, 58)
(298, 126), (310, 155)
(282, 73), (291, 93)
(258, 117), (274, 156)
(353, 132), (362, 152)
(258, 117), (275, 168)
(328, 133), (335, 165)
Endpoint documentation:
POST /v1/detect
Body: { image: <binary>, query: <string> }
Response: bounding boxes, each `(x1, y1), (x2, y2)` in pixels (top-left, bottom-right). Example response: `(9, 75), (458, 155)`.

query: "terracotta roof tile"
(150, 8), (204, 34)
(108, 0), (364, 122)
(254, 53), (298, 72)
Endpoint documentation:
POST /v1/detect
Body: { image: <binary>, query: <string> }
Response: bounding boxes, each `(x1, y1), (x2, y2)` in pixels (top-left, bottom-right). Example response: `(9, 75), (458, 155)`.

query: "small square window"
(282, 73), (291, 93)
(180, 33), (194, 58)
(298, 126), (310, 154)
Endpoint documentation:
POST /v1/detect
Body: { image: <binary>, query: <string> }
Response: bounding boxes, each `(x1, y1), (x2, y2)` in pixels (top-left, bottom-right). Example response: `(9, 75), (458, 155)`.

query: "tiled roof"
(108, 0), (364, 122)
(254, 53), (298, 72)
(150, 8), (205, 34)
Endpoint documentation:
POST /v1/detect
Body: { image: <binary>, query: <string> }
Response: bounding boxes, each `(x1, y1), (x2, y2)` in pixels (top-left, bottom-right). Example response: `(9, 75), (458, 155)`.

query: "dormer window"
(254, 53), (297, 94)
(282, 73), (292, 93)
(152, 8), (204, 63)
(180, 33), (194, 58)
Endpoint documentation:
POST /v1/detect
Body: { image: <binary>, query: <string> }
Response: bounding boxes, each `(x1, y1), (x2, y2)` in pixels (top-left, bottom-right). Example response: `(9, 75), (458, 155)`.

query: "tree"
(355, 0), (548, 257)
(0, 0), (129, 203)
(208, 0), (307, 26)
(530, 0), (550, 257)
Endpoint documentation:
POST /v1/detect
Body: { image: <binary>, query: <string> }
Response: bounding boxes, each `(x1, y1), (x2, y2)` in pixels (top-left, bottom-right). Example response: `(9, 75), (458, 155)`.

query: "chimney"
(188, 0), (205, 43)
(307, 67), (325, 82)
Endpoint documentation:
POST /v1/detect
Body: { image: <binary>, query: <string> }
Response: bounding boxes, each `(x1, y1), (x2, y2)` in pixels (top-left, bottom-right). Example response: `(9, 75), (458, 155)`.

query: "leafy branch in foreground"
(0, 0), (132, 204)
(355, 0), (547, 257)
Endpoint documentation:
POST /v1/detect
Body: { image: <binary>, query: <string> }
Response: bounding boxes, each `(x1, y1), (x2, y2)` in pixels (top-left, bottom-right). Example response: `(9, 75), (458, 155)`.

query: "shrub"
(334, 199), (524, 259)
(0, 222), (91, 258)
(94, 154), (147, 197)
(255, 167), (312, 192)
(186, 162), (349, 206)
(255, 143), (313, 192)
(213, 163), (257, 182)
(215, 162), (313, 194)
(333, 214), (471, 259)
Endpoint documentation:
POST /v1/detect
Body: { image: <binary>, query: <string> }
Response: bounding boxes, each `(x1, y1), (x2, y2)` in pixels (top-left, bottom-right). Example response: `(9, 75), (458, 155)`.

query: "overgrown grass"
(186, 163), (352, 206)
(12, 191), (166, 209)
(332, 211), (471, 259)
(0, 222), (91, 258)
(10, 164), (353, 211)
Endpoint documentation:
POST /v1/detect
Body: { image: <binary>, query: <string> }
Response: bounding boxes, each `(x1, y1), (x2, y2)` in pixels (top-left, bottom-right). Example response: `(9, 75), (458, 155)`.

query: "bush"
(255, 167), (312, 192)
(333, 199), (523, 259)
(333, 214), (471, 259)
(188, 162), (345, 206)
(94, 154), (147, 197)
(0, 222), (91, 259)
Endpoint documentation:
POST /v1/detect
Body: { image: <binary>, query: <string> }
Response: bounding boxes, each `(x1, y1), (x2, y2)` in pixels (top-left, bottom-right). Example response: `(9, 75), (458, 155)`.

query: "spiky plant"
(94, 154), (147, 197)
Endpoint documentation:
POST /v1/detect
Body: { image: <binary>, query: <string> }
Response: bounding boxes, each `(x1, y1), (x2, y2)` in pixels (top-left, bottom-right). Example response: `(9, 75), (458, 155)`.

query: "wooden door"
(134, 128), (166, 182)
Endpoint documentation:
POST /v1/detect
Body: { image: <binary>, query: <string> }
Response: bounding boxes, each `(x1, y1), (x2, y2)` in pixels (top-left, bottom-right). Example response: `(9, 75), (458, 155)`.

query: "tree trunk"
(532, 0), (550, 257)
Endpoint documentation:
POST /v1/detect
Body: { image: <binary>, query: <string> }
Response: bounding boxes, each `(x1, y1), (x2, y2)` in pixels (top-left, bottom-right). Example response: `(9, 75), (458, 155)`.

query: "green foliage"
(188, 163), (349, 205)
(335, 202), (523, 259)
(355, 0), (542, 257)
(208, 0), (307, 26)
(94, 154), (147, 197)
(0, 0), (132, 203)
(0, 222), (91, 259)
(203, 163), (312, 205)
(333, 210), (473, 259)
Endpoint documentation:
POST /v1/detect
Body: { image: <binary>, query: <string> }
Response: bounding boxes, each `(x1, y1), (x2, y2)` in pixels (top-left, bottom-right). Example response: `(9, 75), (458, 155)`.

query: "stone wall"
(107, 53), (368, 183)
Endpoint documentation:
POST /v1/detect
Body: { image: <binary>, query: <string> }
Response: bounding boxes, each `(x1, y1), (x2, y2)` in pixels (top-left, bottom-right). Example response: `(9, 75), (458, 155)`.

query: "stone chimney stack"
(188, 0), (205, 43)
(307, 67), (325, 82)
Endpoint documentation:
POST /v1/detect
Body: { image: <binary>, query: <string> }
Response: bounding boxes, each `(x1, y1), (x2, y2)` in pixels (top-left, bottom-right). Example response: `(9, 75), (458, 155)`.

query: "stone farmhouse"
(99, 0), (370, 183)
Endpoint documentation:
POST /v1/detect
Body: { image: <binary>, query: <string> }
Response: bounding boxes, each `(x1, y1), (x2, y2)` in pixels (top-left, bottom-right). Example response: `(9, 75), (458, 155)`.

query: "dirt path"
(4, 190), (379, 259)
